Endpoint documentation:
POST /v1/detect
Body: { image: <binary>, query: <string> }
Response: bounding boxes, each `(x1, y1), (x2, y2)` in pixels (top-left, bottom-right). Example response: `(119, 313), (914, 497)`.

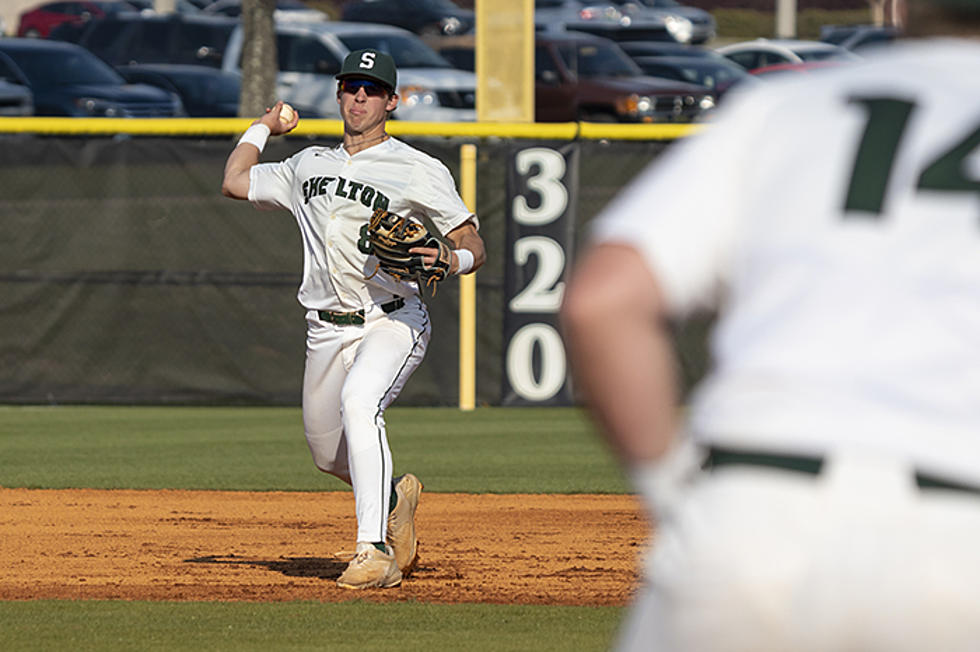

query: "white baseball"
(279, 103), (295, 124)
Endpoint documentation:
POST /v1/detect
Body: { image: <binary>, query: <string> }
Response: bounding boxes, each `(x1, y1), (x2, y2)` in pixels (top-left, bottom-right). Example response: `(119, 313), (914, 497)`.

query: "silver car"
(534, 0), (678, 43)
(609, 0), (717, 45)
(222, 21), (476, 122)
(716, 39), (861, 72)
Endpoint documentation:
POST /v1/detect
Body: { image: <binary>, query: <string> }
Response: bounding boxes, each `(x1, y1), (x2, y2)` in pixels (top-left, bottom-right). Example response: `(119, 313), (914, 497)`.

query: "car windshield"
(662, 61), (743, 87)
(2, 48), (122, 88)
(96, 1), (140, 13)
(339, 34), (452, 69)
(797, 47), (847, 62)
(422, 0), (465, 9)
(820, 30), (852, 45)
(564, 42), (639, 77)
(170, 72), (239, 104)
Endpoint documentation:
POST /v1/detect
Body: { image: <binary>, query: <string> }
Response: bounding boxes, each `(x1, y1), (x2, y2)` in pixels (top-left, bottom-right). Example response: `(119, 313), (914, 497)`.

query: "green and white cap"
(337, 49), (398, 91)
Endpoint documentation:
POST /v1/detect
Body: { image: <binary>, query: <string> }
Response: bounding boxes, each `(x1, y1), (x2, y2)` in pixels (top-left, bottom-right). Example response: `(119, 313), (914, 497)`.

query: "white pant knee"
(304, 426), (350, 484)
(340, 389), (385, 453)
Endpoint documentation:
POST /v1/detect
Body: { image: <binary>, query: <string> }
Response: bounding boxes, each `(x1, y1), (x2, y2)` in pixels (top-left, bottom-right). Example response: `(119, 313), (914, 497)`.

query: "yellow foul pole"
(458, 0), (533, 409)
(459, 144), (477, 411)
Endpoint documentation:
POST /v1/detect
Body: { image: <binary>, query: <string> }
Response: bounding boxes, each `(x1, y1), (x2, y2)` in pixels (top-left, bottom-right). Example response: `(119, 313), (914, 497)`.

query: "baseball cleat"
(336, 546), (402, 589)
(387, 473), (422, 574)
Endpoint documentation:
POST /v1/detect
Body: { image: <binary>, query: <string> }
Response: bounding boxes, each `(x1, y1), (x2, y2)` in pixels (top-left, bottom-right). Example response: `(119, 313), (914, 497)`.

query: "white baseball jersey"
(248, 137), (476, 311)
(592, 39), (980, 484)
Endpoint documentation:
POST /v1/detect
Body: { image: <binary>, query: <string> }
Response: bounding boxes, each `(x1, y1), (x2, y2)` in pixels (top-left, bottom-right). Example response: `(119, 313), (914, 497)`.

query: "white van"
(222, 21), (477, 122)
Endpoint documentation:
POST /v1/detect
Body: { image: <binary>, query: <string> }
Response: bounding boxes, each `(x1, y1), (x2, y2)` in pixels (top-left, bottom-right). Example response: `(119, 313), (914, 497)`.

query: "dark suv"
(342, 0), (474, 37)
(71, 12), (237, 68)
(535, 32), (714, 122)
(0, 38), (183, 117)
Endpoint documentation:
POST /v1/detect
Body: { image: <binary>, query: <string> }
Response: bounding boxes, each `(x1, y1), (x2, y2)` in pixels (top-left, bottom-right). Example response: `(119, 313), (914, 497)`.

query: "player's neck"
(344, 129), (389, 155)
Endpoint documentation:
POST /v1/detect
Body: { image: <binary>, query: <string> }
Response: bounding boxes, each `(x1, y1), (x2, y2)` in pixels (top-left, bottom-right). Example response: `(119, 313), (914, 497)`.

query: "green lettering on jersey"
(360, 186), (375, 207)
(357, 223), (372, 254)
(334, 176), (349, 198)
(844, 97), (980, 217)
(303, 175), (336, 204)
(918, 124), (980, 194)
(844, 97), (915, 215)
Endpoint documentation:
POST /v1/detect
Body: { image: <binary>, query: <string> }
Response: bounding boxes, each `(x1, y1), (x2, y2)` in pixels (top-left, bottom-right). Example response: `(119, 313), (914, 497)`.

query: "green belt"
(317, 297), (405, 326)
(704, 445), (980, 497)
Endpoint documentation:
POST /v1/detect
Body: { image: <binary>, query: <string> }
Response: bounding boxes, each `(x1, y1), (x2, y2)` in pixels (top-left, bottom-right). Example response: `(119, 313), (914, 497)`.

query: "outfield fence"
(0, 118), (712, 406)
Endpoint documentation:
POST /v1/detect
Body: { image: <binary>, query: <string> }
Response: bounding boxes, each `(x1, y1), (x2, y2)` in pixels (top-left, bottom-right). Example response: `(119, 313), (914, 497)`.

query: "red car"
(749, 61), (850, 78)
(535, 32), (715, 123)
(17, 1), (135, 38)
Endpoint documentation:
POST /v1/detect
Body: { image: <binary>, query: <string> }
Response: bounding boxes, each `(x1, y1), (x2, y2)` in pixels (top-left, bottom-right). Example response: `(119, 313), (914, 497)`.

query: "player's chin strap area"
(317, 297), (405, 326)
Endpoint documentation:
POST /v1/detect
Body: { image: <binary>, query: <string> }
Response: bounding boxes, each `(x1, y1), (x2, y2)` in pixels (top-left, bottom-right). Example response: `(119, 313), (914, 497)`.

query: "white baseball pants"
(300, 295), (429, 544)
(618, 450), (980, 652)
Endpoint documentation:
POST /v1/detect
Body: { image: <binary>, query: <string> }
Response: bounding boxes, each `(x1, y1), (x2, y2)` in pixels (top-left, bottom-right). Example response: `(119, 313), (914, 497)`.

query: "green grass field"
(0, 406), (631, 651)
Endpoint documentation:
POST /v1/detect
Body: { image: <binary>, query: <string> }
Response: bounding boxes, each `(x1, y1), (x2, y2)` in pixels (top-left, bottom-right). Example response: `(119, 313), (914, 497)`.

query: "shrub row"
(686, 0), (868, 10)
(715, 8), (871, 38)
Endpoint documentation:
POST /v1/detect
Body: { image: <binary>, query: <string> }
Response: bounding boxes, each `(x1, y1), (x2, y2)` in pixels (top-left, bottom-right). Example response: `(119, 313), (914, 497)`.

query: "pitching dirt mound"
(0, 488), (649, 605)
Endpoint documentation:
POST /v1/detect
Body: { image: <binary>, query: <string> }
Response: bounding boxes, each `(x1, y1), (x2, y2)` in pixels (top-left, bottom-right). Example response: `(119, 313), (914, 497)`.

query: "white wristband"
(453, 248), (474, 275)
(237, 123), (271, 152)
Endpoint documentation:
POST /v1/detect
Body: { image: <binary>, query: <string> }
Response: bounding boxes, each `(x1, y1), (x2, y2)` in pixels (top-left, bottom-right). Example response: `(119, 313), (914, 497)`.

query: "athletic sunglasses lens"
(341, 80), (388, 97)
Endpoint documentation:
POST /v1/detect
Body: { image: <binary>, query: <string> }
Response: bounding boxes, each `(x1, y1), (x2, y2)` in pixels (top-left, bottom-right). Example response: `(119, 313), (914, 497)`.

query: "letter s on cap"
(360, 52), (376, 69)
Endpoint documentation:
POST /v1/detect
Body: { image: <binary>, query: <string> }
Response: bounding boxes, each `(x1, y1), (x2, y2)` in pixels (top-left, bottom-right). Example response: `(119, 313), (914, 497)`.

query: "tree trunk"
(238, 0), (278, 118)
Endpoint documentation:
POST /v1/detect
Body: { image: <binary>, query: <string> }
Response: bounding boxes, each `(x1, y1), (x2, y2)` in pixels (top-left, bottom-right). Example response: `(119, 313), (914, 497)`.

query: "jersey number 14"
(845, 96), (980, 215)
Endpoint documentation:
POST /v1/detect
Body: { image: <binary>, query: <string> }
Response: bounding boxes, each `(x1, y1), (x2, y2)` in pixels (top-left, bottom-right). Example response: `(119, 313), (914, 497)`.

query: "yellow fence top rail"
(0, 117), (700, 140)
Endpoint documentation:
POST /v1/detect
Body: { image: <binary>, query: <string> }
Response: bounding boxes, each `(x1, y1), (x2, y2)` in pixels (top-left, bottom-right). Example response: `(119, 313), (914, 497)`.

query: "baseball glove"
(366, 208), (452, 294)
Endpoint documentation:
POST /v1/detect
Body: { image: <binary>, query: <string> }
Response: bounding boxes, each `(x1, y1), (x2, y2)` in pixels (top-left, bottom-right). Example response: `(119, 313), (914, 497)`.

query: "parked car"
(435, 40), (475, 71)
(115, 63), (239, 116)
(820, 24), (900, 52)
(631, 55), (757, 102)
(222, 21), (477, 122)
(342, 0), (473, 37)
(716, 39), (860, 72)
(607, 0), (716, 44)
(203, 0), (327, 21)
(125, 0), (205, 13)
(618, 40), (723, 60)
(17, 0), (135, 38)
(0, 56), (35, 115)
(535, 31), (714, 122)
(72, 12), (238, 68)
(534, 0), (677, 43)
(749, 60), (850, 78)
(115, 62), (326, 118)
(0, 38), (183, 117)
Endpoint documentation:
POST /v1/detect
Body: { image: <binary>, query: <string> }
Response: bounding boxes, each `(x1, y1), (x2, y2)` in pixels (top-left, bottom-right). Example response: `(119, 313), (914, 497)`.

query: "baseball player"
(562, 0), (980, 649)
(221, 48), (486, 589)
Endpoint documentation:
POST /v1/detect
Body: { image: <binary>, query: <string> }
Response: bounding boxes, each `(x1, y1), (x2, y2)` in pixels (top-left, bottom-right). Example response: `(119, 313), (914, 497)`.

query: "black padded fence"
(0, 133), (711, 405)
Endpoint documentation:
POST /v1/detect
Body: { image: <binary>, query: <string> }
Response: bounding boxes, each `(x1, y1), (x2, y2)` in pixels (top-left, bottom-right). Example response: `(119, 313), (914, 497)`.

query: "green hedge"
(713, 8), (871, 40)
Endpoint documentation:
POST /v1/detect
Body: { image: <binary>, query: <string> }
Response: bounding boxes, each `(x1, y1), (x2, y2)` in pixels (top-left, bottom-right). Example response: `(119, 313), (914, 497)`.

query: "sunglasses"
(340, 79), (390, 97)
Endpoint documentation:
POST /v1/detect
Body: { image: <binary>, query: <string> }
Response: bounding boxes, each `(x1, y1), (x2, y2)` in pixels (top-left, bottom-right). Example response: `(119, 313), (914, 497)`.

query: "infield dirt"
(0, 488), (647, 605)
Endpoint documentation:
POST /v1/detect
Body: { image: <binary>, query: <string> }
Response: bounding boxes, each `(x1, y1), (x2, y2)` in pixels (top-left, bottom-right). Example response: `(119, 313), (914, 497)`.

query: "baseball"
(279, 103), (295, 124)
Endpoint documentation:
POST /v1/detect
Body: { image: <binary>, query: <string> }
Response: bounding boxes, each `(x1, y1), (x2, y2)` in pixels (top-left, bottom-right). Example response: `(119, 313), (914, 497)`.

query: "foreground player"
(221, 49), (485, 589)
(562, 0), (980, 649)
